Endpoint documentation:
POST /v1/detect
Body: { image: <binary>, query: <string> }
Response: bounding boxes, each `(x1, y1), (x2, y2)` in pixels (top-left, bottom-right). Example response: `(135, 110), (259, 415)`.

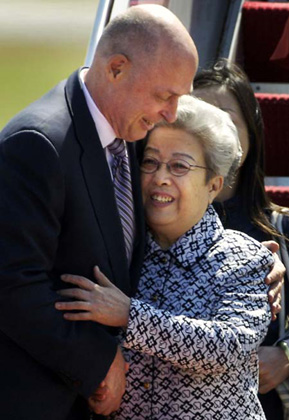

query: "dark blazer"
(0, 69), (145, 420)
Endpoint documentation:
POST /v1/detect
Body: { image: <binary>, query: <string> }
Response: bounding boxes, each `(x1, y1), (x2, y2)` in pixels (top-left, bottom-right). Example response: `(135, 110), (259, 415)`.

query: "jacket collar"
(145, 206), (224, 270)
(64, 69), (131, 291)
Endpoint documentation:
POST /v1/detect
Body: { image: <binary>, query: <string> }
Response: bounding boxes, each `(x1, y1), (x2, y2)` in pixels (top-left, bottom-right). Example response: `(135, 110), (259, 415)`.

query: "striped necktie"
(108, 138), (135, 265)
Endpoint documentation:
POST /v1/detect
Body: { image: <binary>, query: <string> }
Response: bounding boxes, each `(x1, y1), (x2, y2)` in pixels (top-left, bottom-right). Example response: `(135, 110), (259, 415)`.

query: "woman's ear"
(106, 54), (130, 82)
(208, 176), (224, 204)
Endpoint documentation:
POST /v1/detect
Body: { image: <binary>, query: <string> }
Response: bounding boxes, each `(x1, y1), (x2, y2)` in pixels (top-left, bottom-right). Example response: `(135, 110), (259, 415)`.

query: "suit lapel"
(64, 70), (131, 291)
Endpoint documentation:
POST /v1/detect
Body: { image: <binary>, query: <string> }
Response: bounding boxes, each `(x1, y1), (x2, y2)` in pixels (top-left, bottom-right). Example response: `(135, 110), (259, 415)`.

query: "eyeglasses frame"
(140, 156), (214, 177)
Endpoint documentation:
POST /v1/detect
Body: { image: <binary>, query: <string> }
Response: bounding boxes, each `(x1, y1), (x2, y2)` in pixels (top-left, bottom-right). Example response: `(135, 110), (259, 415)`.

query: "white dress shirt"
(79, 68), (116, 174)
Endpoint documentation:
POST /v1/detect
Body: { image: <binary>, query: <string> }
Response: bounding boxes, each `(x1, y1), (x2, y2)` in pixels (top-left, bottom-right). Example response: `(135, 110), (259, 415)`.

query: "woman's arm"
(56, 244), (273, 374)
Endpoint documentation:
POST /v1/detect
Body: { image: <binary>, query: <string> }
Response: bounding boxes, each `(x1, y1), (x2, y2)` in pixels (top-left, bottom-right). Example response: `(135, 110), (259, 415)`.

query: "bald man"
(0, 5), (198, 420)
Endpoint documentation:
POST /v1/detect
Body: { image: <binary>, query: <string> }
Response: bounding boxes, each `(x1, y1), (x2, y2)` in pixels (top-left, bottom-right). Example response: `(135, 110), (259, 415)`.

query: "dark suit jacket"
(0, 69), (145, 420)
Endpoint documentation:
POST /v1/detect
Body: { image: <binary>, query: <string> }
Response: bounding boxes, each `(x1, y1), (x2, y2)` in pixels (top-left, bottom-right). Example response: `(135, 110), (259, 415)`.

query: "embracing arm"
(258, 316), (289, 393)
(262, 240), (284, 320)
(57, 244), (273, 375)
(258, 344), (289, 393)
(257, 239), (288, 393)
(122, 268), (271, 374)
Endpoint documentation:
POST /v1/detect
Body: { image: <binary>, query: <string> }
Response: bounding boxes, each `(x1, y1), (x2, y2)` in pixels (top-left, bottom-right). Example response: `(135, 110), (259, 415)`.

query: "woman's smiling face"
(141, 126), (222, 249)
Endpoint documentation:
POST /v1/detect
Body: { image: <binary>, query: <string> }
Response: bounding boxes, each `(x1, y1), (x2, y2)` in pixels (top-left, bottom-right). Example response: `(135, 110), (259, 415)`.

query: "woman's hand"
(262, 240), (284, 321)
(55, 266), (131, 327)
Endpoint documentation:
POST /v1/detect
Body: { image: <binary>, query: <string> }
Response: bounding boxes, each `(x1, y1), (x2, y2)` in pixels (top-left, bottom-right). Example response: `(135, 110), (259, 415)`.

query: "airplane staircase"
(241, 0), (289, 206)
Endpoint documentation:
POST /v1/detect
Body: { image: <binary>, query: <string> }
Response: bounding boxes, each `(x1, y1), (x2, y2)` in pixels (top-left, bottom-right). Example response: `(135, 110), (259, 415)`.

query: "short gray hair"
(155, 95), (242, 187)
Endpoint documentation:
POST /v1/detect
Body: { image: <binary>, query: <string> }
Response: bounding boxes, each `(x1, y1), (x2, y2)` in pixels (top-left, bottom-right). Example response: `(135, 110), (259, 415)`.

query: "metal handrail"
(84, 0), (113, 66)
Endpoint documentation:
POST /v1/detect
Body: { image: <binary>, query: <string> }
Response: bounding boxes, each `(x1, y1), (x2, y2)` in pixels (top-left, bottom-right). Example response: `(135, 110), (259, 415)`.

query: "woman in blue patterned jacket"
(56, 95), (274, 419)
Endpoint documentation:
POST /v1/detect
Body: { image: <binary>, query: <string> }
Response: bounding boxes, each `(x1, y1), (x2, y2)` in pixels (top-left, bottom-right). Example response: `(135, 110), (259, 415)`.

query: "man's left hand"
(262, 240), (284, 320)
(259, 346), (289, 393)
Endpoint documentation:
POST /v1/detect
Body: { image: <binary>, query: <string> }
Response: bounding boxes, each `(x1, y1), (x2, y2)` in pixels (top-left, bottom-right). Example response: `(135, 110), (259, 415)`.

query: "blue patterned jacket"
(110, 206), (274, 420)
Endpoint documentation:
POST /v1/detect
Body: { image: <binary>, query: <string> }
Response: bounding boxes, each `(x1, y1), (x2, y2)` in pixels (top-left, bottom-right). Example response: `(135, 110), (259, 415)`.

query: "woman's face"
(194, 85), (249, 166)
(141, 126), (222, 248)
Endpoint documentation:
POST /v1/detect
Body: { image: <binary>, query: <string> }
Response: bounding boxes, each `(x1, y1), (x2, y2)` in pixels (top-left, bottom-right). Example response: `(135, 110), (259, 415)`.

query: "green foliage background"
(0, 1), (97, 129)
(0, 44), (87, 128)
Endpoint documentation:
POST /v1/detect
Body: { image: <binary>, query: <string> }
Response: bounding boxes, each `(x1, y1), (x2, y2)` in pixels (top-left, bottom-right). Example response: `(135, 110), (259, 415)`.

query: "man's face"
(108, 56), (196, 142)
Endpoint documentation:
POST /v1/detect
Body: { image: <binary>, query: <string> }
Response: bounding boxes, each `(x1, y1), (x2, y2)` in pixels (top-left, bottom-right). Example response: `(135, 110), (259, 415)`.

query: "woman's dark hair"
(194, 58), (282, 238)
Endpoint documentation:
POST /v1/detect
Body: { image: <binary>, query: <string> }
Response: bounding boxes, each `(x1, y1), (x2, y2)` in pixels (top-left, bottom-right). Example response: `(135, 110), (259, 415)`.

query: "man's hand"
(88, 346), (127, 416)
(262, 240), (284, 320)
(259, 346), (289, 394)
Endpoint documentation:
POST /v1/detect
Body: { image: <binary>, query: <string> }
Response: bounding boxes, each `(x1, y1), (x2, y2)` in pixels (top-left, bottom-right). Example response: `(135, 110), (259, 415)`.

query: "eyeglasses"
(140, 156), (213, 177)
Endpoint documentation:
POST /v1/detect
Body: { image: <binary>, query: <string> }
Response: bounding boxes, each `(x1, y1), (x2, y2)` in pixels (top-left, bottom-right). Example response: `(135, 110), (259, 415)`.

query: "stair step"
(255, 93), (289, 177)
(242, 1), (289, 82)
(252, 83), (289, 94)
(265, 186), (289, 207)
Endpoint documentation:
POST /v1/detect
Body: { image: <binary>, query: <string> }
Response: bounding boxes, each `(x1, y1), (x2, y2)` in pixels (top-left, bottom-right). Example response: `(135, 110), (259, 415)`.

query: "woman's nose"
(153, 164), (171, 185)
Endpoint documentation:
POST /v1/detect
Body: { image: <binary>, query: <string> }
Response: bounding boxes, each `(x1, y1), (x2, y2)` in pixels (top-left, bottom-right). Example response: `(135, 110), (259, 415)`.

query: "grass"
(0, 42), (88, 129)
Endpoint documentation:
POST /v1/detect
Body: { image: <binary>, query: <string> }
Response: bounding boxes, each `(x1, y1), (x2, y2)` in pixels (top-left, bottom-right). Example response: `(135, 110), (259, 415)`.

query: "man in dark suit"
(0, 4), (198, 419)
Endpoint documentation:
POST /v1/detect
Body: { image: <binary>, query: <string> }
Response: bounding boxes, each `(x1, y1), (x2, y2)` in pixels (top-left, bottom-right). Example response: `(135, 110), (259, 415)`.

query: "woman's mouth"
(151, 194), (173, 203)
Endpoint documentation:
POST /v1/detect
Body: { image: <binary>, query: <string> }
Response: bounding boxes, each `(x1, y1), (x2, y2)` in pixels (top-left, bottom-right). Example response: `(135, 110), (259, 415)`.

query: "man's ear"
(106, 54), (130, 82)
(208, 175), (224, 204)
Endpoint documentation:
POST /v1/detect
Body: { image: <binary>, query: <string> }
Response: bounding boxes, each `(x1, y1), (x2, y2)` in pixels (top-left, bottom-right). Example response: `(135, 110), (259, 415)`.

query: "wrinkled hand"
(262, 240), (284, 320)
(88, 346), (127, 415)
(89, 361), (129, 405)
(258, 346), (289, 394)
(55, 266), (130, 327)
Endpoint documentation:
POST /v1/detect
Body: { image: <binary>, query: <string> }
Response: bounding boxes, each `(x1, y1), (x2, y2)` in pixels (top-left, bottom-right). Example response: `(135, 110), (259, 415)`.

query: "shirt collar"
(145, 206), (224, 270)
(79, 68), (116, 149)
